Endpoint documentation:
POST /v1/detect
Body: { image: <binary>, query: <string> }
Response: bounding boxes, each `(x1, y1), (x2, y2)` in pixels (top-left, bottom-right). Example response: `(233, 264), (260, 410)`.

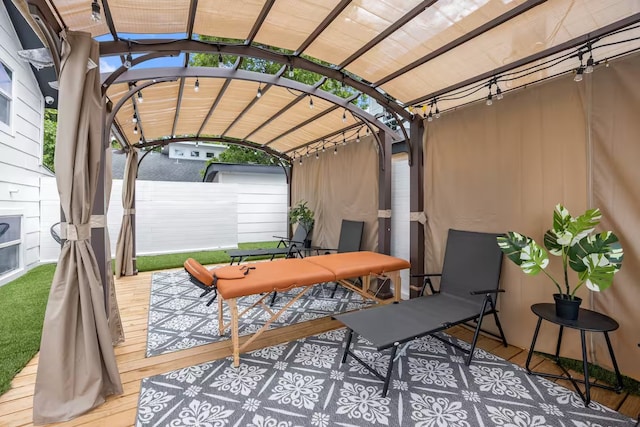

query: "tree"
(43, 109), (57, 171)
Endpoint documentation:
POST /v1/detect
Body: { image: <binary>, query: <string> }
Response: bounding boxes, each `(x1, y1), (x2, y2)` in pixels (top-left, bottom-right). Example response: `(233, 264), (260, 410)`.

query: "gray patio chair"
(321, 219), (364, 297)
(335, 228), (508, 397)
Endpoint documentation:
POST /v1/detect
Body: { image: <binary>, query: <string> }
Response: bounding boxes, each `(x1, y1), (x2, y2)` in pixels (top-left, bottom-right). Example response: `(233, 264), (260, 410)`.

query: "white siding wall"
(40, 178), (288, 261)
(0, 4), (47, 286)
(391, 153), (410, 299)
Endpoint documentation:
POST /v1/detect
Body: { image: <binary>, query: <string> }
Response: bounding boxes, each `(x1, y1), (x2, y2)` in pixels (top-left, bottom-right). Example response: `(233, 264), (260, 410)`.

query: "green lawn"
(0, 264), (55, 395)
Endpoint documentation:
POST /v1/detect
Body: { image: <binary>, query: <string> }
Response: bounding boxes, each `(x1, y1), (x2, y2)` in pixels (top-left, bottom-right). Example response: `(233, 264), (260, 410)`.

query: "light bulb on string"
(133, 125), (138, 135)
(194, 78), (200, 92)
(90, 0), (101, 22)
(137, 91), (143, 103)
(309, 95), (314, 109)
(256, 84), (263, 98)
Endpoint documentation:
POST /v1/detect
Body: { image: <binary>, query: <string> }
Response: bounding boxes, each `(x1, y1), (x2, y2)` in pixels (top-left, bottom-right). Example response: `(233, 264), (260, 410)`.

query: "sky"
(97, 33), (187, 73)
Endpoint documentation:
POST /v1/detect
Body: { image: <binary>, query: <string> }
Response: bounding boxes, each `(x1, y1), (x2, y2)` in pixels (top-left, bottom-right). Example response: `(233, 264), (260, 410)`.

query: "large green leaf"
(578, 253), (619, 292)
(568, 231), (623, 273)
(544, 205), (601, 254)
(497, 232), (549, 275)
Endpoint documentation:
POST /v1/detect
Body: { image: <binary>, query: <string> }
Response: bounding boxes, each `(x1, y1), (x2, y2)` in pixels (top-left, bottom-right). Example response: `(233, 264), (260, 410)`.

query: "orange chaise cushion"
(304, 251), (411, 279)
(216, 258), (336, 299)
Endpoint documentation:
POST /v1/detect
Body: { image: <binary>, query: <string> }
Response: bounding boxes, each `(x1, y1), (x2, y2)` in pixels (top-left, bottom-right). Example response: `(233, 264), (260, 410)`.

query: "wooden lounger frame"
(219, 270), (402, 366)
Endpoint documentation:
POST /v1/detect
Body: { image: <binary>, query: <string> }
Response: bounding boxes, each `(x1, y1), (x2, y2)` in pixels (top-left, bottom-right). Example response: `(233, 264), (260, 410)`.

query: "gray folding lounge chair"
(226, 225), (309, 265)
(335, 229), (507, 397)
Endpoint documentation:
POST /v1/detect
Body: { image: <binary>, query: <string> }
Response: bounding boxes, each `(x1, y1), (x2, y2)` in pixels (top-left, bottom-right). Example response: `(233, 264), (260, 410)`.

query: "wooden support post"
(376, 131), (394, 299)
(409, 119), (425, 298)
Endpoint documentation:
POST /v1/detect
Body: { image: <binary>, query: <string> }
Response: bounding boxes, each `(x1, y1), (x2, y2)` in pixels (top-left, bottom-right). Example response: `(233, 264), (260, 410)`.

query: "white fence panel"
(237, 184), (287, 243)
(392, 154), (410, 300)
(40, 178), (288, 260)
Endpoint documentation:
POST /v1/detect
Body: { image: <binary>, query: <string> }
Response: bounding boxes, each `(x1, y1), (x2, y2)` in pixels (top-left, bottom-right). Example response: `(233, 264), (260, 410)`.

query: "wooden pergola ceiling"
(18, 0), (640, 158)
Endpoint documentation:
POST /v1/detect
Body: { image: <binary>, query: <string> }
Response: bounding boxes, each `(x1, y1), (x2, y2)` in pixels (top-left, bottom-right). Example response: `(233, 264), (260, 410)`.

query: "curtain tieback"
(63, 223), (91, 241)
(123, 208), (136, 215)
(378, 209), (392, 218)
(410, 212), (428, 224)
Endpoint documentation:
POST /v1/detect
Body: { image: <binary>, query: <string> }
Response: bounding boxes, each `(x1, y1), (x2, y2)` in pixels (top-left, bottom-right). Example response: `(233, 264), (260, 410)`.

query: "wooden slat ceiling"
(20, 0), (640, 156)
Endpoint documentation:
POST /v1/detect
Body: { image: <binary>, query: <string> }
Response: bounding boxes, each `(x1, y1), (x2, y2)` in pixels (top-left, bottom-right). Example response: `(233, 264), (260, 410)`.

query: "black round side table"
(525, 303), (623, 406)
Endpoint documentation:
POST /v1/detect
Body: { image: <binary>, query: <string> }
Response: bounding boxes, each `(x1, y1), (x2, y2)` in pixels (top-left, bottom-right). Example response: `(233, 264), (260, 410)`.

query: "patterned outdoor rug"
(136, 329), (635, 426)
(146, 269), (373, 357)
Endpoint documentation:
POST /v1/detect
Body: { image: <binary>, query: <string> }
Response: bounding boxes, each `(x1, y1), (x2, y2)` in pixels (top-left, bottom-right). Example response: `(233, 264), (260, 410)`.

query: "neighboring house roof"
(203, 162), (286, 182)
(111, 151), (206, 182)
(111, 150), (288, 182)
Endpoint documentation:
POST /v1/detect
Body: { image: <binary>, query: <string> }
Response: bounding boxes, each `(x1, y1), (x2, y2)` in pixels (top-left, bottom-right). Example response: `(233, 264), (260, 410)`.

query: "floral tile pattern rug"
(146, 269), (373, 357)
(136, 329), (635, 426)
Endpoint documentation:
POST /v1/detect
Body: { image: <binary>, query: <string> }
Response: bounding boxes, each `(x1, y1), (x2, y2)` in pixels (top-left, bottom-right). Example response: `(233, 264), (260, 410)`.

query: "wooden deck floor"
(1, 270), (639, 426)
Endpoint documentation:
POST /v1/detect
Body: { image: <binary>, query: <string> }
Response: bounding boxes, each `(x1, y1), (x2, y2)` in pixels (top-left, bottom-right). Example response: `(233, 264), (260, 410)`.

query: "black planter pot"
(553, 293), (582, 320)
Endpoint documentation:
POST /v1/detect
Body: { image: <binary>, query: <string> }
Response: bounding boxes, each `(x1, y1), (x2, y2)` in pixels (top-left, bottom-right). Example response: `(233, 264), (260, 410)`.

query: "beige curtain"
(423, 53), (640, 381)
(33, 31), (122, 424)
(104, 147), (124, 344)
(115, 148), (138, 278)
(424, 73), (589, 361)
(590, 53), (640, 379)
(292, 136), (378, 250)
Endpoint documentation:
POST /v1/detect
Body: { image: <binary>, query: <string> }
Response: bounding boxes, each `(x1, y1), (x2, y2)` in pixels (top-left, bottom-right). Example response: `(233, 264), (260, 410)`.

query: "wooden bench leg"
(217, 296), (224, 336)
(227, 298), (240, 367)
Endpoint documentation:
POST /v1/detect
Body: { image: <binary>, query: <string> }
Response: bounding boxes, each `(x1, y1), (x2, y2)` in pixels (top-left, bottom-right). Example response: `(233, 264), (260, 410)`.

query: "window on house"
(190, 151), (200, 157)
(0, 62), (12, 128)
(206, 152), (215, 158)
(0, 216), (21, 276)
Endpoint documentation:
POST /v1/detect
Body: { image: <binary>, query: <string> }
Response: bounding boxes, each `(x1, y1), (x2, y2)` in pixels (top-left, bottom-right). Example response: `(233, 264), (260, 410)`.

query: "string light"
(133, 125), (138, 135)
(218, 53), (223, 67)
(256, 83), (263, 98)
(288, 64), (294, 77)
(574, 53), (585, 82)
(486, 93), (493, 106)
(356, 131), (360, 143)
(309, 95), (314, 109)
(194, 77), (200, 92)
(334, 146), (338, 155)
(132, 113), (137, 124)
(137, 91), (143, 103)
(342, 109), (347, 123)
(342, 132), (346, 145)
(123, 53), (132, 69)
(90, 0), (101, 22)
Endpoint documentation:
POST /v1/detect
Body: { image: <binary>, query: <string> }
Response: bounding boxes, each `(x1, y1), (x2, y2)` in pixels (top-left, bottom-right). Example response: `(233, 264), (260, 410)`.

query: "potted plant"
(497, 204), (624, 320)
(289, 200), (315, 247)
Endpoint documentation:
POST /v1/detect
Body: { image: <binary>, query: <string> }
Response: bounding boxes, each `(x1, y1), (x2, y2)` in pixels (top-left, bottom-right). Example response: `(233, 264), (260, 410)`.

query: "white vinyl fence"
(40, 178), (288, 262)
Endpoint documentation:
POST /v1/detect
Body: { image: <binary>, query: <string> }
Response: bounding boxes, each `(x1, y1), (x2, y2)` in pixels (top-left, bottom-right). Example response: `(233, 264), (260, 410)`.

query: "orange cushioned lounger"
(188, 254), (410, 367)
(304, 251), (411, 302)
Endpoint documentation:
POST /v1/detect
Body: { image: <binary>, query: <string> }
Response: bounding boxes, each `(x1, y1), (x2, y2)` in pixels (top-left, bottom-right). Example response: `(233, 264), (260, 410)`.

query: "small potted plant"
(289, 200), (315, 247)
(497, 204), (624, 320)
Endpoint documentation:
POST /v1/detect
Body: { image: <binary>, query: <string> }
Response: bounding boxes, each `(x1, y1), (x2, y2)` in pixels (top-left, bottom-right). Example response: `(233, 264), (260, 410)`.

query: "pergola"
(10, 0), (640, 423)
